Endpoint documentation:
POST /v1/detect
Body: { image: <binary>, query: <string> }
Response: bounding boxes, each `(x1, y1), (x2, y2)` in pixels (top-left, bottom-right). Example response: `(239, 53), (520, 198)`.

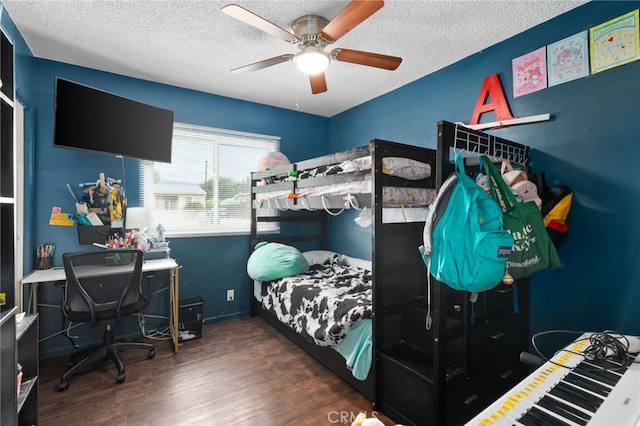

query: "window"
(141, 123), (279, 236)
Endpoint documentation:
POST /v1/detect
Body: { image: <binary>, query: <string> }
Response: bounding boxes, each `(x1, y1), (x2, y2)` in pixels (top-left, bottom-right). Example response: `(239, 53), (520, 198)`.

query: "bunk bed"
(250, 138), (436, 401)
(249, 121), (533, 425)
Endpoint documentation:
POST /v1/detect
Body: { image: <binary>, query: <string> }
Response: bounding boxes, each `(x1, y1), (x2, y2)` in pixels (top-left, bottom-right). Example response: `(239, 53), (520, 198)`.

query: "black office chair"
(57, 249), (155, 391)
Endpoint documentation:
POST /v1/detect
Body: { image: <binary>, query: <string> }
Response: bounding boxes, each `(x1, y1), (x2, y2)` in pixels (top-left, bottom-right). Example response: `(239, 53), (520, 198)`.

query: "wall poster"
(590, 9), (640, 74)
(547, 31), (589, 87)
(512, 46), (547, 97)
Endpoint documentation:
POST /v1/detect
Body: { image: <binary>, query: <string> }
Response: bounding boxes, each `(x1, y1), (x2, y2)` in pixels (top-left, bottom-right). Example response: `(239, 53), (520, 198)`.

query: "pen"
(66, 183), (80, 203)
(37, 244), (55, 258)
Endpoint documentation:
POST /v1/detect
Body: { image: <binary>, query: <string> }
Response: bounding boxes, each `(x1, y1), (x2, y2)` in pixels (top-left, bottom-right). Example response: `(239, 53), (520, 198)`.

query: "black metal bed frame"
(249, 137), (436, 402)
(249, 121), (532, 425)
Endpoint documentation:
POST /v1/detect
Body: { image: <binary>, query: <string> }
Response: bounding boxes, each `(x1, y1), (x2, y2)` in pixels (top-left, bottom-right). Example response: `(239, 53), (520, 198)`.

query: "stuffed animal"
(351, 412), (385, 426)
(132, 229), (149, 252)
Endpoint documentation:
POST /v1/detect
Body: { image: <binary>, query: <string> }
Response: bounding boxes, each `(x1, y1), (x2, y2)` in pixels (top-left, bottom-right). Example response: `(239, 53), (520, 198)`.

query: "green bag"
(480, 156), (561, 279)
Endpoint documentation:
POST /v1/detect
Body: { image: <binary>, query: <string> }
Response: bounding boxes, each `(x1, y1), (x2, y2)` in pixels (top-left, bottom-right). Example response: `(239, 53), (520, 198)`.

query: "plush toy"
(132, 229), (149, 252)
(351, 412), (385, 426)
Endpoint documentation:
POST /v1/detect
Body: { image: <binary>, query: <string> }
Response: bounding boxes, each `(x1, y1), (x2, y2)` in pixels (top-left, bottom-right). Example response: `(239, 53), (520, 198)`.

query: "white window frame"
(141, 122), (279, 237)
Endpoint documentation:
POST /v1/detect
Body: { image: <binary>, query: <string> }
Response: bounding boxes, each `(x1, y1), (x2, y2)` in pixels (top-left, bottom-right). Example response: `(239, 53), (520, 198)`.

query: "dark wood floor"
(39, 316), (394, 425)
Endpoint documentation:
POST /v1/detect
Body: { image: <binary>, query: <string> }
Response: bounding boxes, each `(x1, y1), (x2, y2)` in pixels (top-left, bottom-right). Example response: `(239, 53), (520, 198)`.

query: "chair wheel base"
(148, 349), (155, 359)
(116, 373), (126, 384)
(57, 380), (69, 391)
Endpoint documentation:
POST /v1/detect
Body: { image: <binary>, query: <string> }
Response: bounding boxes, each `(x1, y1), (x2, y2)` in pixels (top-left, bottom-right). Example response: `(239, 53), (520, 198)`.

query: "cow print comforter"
(261, 255), (372, 347)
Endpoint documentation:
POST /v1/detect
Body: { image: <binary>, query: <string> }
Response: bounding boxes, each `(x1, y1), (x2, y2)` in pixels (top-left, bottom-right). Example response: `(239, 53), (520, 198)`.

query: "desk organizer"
(77, 224), (122, 245)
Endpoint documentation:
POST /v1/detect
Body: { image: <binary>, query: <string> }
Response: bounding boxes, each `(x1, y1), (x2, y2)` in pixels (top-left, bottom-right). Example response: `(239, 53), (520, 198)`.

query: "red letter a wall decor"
(469, 74), (515, 125)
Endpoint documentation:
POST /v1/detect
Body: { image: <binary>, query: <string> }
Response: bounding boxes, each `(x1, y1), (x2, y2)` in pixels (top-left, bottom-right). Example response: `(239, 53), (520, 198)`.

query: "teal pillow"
(247, 242), (309, 281)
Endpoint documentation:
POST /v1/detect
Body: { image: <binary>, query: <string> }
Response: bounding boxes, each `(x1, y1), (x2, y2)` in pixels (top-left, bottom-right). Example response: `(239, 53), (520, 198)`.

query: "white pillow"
(302, 250), (340, 266)
(340, 255), (372, 271)
(382, 157), (431, 180)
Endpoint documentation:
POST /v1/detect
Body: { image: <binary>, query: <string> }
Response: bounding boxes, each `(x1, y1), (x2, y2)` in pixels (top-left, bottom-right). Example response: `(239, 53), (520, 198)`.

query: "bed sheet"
(255, 154), (435, 208)
(256, 182), (435, 207)
(333, 319), (371, 380)
(260, 256), (372, 347)
(296, 155), (431, 181)
(255, 254), (373, 379)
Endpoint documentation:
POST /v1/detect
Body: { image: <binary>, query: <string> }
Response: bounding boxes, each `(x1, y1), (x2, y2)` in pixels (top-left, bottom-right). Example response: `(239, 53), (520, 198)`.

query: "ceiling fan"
(221, 0), (402, 95)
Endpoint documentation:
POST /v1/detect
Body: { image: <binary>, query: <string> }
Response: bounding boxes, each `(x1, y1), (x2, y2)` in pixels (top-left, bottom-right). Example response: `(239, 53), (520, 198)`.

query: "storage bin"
(77, 224), (124, 245)
(178, 296), (204, 341)
(77, 224), (110, 245)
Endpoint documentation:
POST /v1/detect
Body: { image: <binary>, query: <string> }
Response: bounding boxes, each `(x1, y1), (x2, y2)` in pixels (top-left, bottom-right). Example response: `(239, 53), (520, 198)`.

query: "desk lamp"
(125, 207), (153, 251)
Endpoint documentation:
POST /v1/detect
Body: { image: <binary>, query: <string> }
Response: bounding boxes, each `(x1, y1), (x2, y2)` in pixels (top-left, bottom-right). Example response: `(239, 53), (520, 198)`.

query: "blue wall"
(24, 59), (330, 358)
(329, 1), (640, 345)
(5, 1), (640, 359)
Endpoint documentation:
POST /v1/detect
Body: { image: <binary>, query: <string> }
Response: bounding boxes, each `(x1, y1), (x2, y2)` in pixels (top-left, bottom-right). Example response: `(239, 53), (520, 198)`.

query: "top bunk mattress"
(252, 148), (437, 212)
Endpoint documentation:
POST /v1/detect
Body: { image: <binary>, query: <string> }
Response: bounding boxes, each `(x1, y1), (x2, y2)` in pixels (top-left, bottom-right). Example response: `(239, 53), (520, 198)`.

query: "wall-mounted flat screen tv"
(53, 77), (174, 163)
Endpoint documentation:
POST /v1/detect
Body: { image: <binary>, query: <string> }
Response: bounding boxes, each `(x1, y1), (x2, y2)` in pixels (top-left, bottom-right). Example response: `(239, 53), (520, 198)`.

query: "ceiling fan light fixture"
(295, 48), (330, 75)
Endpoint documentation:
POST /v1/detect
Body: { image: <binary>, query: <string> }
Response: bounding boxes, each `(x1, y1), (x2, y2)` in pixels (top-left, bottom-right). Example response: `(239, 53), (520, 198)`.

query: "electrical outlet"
(226, 289), (234, 302)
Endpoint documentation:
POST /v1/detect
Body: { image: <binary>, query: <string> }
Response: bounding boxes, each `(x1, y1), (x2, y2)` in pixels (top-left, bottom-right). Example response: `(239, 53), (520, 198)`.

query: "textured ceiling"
(2, 0), (586, 117)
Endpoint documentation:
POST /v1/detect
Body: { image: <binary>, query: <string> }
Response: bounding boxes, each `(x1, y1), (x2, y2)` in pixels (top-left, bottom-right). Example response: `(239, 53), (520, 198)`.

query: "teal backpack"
(420, 153), (513, 295)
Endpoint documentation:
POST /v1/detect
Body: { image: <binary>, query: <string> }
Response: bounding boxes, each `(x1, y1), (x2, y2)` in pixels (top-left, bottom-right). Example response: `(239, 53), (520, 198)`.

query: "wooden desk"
(19, 258), (181, 353)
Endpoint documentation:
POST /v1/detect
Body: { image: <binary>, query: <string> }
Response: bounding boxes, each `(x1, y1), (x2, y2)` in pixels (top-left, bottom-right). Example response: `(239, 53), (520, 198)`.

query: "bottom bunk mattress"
(254, 251), (373, 380)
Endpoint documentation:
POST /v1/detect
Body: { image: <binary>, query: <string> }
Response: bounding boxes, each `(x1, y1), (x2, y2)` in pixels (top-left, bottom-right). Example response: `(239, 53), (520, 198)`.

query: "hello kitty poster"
(512, 47), (547, 97)
(590, 9), (640, 74)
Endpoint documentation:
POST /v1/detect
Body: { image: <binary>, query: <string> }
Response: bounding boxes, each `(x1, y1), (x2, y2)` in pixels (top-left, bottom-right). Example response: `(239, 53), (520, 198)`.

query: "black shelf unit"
(1, 308), (17, 425)
(374, 121), (531, 425)
(16, 314), (39, 425)
(0, 310), (39, 426)
(0, 28), (15, 313)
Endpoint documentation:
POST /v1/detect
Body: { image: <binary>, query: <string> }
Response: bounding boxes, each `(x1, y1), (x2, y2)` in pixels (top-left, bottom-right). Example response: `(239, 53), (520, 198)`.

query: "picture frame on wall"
(547, 31), (590, 87)
(590, 9), (640, 74)
(512, 46), (548, 97)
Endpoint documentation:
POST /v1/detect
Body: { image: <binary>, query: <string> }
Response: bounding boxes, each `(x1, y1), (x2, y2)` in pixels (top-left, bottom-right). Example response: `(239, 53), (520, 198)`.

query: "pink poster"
(512, 47), (548, 97)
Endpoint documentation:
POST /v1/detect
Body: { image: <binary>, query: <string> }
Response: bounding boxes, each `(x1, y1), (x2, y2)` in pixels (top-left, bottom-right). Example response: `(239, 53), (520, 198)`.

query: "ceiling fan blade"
(332, 48), (402, 70)
(231, 54), (294, 74)
(309, 73), (328, 94)
(222, 4), (298, 43)
(320, 0), (384, 43)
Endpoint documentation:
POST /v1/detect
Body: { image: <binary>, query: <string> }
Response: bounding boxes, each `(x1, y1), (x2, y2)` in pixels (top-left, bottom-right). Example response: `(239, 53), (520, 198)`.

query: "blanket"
(261, 255), (372, 347)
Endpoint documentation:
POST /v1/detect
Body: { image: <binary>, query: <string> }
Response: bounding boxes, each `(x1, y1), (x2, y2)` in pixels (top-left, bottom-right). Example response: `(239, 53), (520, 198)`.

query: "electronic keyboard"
(466, 334), (640, 425)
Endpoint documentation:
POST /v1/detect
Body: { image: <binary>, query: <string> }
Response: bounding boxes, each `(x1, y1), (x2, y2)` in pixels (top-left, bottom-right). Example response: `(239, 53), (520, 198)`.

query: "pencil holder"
(36, 256), (52, 270)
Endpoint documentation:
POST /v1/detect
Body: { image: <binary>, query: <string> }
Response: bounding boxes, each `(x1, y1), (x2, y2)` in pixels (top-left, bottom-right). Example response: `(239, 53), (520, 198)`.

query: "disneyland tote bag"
(480, 156), (561, 279)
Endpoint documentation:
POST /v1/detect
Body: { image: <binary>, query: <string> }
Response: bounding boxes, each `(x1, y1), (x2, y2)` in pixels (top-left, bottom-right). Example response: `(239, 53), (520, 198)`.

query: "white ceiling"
(2, 0), (586, 118)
